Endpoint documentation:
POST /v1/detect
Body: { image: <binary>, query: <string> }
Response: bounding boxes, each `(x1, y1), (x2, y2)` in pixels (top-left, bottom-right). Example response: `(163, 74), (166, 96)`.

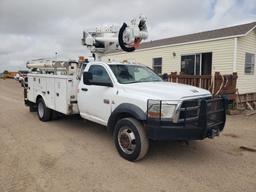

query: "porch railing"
(166, 72), (238, 100)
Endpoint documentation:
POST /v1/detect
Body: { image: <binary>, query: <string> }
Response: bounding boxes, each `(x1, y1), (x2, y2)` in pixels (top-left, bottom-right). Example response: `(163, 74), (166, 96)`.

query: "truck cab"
(76, 62), (226, 161)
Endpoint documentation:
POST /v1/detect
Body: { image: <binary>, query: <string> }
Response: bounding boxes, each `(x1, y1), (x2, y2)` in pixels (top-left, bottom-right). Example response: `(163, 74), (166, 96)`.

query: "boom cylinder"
(26, 60), (70, 69)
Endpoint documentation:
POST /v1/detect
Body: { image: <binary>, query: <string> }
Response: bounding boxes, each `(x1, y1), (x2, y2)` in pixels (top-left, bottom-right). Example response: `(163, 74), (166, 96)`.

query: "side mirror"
(101, 82), (113, 87)
(83, 72), (92, 84)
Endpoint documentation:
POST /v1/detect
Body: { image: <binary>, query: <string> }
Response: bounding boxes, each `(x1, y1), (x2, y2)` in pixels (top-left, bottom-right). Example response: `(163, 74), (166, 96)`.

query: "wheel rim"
(118, 127), (136, 155)
(38, 102), (44, 118)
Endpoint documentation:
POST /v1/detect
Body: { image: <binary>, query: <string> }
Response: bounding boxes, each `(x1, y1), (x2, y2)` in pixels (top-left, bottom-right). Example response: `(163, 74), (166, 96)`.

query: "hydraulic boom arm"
(81, 15), (148, 60)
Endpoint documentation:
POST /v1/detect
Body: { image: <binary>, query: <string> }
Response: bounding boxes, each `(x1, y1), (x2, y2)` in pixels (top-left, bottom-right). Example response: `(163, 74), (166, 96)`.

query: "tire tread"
(114, 117), (149, 161)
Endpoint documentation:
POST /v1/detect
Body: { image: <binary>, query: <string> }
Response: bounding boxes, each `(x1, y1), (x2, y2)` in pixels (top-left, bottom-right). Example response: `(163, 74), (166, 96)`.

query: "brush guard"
(146, 96), (227, 140)
(198, 96), (227, 138)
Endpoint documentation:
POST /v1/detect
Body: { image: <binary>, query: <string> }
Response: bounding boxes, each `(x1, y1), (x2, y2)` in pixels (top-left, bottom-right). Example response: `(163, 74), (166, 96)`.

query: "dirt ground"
(0, 79), (255, 192)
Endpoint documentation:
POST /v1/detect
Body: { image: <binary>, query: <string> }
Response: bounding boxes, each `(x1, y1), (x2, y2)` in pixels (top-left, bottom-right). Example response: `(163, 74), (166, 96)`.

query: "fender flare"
(36, 94), (45, 104)
(107, 103), (147, 134)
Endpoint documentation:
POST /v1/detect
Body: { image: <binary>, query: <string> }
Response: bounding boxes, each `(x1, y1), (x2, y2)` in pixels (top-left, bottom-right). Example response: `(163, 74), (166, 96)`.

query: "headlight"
(161, 102), (176, 119)
(147, 100), (176, 120)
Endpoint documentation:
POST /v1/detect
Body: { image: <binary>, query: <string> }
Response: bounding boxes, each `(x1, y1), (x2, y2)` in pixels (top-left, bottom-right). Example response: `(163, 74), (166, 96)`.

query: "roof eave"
(106, 23), (256, 55)
(108, 34), (247, 55)
(245, 24), (256, 36)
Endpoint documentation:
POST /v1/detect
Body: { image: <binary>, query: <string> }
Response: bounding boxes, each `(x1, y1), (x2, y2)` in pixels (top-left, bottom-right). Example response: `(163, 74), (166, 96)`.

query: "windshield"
(109, 64), (163, 84)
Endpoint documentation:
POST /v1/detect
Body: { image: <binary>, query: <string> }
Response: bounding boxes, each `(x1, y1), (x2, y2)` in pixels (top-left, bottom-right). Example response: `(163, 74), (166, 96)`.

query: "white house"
(104, 22), (256, 94)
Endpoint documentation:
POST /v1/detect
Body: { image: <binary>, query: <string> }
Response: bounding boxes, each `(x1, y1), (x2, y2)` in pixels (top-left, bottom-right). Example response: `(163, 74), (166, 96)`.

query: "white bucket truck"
(24, 16), (226, 161)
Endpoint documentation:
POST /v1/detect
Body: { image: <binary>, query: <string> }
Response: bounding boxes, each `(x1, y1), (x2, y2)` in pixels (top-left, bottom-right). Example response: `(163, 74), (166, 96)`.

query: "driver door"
(78, 65), (115, 126)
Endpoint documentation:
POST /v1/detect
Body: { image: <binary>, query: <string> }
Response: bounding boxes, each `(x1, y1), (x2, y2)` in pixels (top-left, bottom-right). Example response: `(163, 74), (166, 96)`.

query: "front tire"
(37, 98), (52, 122)
(114, 118), (149, 161)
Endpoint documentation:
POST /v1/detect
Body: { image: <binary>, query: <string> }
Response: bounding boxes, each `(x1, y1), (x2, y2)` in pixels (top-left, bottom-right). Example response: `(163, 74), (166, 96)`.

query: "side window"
(245, 53), (255, 74)
(88, 65), (112, 84)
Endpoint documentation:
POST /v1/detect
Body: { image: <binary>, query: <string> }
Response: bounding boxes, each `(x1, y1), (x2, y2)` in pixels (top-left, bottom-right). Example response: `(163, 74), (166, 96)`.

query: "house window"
(245, 53), (255, 74)
(152, 57), (162, 74)
(181, 55), (197, 75)
(181, 52), (212, 75)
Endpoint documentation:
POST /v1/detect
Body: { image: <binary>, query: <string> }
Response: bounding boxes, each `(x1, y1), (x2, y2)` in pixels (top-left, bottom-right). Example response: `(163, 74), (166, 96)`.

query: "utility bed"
(26, 73), (79, 115)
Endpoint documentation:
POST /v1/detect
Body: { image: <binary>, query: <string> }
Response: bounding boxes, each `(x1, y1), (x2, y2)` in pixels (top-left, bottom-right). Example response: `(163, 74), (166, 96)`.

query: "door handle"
(81, 88), (88, 92)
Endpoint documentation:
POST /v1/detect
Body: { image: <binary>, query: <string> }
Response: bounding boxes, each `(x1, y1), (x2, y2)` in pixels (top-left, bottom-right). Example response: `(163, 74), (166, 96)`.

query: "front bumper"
(146, 96), (227, 140)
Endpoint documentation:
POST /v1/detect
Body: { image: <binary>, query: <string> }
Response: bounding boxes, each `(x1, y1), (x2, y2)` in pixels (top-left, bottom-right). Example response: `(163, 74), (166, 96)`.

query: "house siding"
(103, 33), (256, 94)
(236, 30), (256, 94)
(104, 38), (234, 75)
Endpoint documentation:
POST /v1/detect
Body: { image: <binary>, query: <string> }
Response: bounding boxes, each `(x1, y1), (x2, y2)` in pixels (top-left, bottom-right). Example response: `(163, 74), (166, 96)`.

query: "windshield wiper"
(122, 79), (162, 84)
(138, 79), (162, 83)
(125, 81), (141, 84)
(150, 79), (162, 82)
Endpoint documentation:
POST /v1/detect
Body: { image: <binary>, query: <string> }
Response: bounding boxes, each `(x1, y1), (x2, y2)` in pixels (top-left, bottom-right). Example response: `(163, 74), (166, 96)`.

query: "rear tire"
(114, 118), (149, 161)
(37, 98), (52, 122)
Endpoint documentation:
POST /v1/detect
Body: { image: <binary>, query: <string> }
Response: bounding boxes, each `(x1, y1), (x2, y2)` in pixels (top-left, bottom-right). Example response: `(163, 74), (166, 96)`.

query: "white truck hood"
(122, 82), (211, 101)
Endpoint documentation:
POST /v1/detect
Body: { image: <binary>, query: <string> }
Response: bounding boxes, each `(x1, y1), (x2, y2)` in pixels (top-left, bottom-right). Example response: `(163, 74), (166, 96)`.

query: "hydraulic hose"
(118, 23), (135, 52)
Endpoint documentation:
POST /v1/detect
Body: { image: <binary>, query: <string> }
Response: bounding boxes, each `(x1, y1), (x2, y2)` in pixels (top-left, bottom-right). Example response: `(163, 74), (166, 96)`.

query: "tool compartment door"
(54, 78), (68, 114)
(27, 76), (35, 102)
(33, 76), (47, 101)
(45, 77), (55, 110)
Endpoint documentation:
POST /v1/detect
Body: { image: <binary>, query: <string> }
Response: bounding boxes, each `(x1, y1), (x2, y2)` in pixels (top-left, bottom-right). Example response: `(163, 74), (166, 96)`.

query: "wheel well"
(36, 95), (43, 104)
(108, 112), (144, 134)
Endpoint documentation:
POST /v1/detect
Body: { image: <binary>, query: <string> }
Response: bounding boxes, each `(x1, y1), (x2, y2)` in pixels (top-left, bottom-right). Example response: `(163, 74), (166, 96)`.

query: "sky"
(0, 0), (255, 72)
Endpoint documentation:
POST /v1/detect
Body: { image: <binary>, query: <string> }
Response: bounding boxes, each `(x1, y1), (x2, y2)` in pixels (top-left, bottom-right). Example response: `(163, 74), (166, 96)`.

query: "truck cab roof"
(88, 61), (143, 66)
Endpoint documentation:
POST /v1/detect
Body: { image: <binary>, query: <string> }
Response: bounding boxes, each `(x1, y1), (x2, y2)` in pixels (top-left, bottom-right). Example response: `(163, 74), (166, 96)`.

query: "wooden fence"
(167, 72), (238, 101)
(168, 73), (211, 90)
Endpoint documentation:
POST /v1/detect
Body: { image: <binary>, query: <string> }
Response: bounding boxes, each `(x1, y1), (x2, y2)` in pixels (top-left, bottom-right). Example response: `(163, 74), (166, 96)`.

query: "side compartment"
(27, 74), (79, 115)
(33, 76), (47, 101)
(27, 75), (46, 103)
(66, 78), (79, 114)
(27, 76), (35, 103)
(54, 78), (68, 114)
(45, 77), (55, 110)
